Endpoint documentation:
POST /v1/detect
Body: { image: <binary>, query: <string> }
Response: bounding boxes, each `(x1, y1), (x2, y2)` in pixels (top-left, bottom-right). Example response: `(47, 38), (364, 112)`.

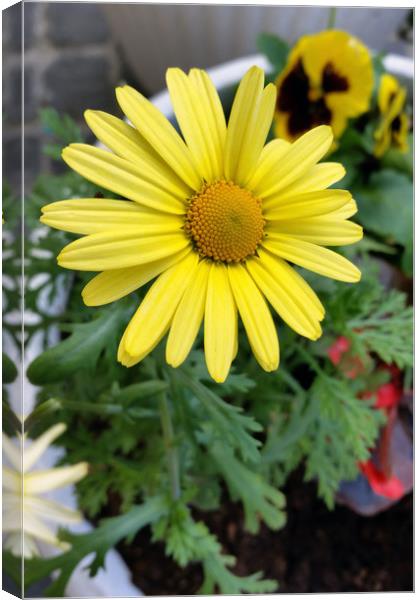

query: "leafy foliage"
(324, 269), (413, 369)
(11, 496), (168, 596)
(152, 502), (278, 593)
(40, 107), (84, 160)
(2, 353), (18, 384)
(256, 32), (290, 76)
(211, 443), (286, 533)
(27, 300), (132, 385)
(301, 366), (384, 508)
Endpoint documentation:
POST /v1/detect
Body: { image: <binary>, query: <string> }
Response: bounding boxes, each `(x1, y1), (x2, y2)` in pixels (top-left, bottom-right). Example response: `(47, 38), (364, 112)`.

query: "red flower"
(362, 382), (401, 410)
(359, 459), (405, 500)
(327, 336), (365, 379)
(328, 336), (351, 365)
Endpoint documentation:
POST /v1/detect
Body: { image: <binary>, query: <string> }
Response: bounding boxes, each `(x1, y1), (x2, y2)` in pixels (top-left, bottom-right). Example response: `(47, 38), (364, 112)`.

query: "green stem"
(295, 344), (326, 379)
(158, 392), (181, 500)
(327, 7), (337, 29)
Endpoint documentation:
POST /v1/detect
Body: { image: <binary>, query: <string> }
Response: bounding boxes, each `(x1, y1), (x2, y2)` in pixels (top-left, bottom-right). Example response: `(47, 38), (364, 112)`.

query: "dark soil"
(117, 469), (413, 594)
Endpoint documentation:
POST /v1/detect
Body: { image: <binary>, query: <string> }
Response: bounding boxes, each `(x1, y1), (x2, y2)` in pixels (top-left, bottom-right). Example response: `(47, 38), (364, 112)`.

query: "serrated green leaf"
(22, 496), (167, 596)
(211, 443), (286, 534)
(175, 369), (262, 463)
(27, 303), (128, 385)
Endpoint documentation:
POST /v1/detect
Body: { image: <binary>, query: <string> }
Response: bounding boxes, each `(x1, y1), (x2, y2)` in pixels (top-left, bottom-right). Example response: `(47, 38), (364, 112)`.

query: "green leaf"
(175, 369), (262, 463)
(355, 169), (413, 247)
(347, 289), (413, 368)
(2, 353), (18, 383)
(152, 501), (278, 594)
(201, 553), (278, 595)
(40, 108), (83, 160)
(381, 133), (413, 177)
(27, 303), (128, 385)
(301, 374), (383, 508)
(402, 237), (413, 276)
(2, 400), (22, 436)
(256, 32), (289, 74)
(211, 443), (286, 534)
(22, 496), (167, 596)
(113, 380), (169, 404)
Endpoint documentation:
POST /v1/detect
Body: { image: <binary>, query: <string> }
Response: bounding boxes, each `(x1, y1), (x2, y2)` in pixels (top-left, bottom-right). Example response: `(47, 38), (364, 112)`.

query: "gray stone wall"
(3, 1), (122, 191)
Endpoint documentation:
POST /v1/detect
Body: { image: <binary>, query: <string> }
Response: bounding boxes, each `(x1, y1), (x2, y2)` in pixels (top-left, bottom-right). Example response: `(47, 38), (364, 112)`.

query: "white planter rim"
(151, 52), (414, 117)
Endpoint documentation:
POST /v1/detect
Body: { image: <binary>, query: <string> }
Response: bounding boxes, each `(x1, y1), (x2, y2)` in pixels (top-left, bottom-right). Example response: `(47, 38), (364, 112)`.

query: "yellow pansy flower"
(3, 423), (88, 557)
(374, 73), (409, 157)
(275, 30), (374, 142)
(41, 66), (362, 383)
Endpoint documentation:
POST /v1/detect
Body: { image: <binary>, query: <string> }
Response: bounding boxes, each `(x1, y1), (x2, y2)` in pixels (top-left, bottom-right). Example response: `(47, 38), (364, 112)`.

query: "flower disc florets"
(185, 180), (265, 263)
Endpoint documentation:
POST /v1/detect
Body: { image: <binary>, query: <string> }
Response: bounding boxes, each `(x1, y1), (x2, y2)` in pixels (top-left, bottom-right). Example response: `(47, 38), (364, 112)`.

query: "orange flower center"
(185, 181), (265, 263)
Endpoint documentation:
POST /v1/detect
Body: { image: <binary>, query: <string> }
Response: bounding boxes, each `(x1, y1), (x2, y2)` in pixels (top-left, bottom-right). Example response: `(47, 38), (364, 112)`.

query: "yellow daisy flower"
(3, 423), (88, 557)
(41, 66), (362, 383)
(275, 30), (373, 142)
(374, 73), (409, 157)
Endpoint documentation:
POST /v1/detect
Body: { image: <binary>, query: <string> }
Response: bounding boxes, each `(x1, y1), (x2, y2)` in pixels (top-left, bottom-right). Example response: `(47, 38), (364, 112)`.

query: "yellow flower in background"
(275, 30), (374, 142)
(374, 73), (409, 157)
(3, 423), (88, 557)
(41, 66), (362, 383)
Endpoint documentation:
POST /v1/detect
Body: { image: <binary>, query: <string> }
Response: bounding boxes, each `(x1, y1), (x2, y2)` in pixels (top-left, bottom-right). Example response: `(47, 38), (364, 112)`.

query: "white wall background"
(103, 5), (411, 93)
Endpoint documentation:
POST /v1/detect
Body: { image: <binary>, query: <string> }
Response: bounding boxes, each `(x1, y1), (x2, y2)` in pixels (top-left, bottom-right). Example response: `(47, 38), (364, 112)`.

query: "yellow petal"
(24, 462), (88, 494)
(116, 85), (202, 190)
(252, 125), (333, 199)
(246, 138), (290, 190)
(122, 252), (199, 360)
(41, 198), (184, 235)
(189, 68), (227, 169)
(247, 249), (324, 340)
(84, 110), (191, 199)
(118, 328), (144, 368)
(166, 259), (210, 367)
(264, 235), (361, 282)
(21, 512), (67, 549)
(236, 83), (277, 185)
(264, 189), (351, 221)
(62, 144), (186, 215)
(4, 532), (39, 558)
(325, 198), (358, 220)
(224, 66), (276, 185)
(2, 434), (22, 471)
(267, 216), (362, 246)
(24, 496), (82, 525)
(82, 249), (190, 306)
(262, 162), (346, 210)
(378, 73), (401, 114)
(3, 467), (21, 492)
(228, 264), (279, 372)
(204, 263), (237, 383)
(58, 228), (189, 271)
(166, 68), (225, 182)
(23, 423), (67, 473)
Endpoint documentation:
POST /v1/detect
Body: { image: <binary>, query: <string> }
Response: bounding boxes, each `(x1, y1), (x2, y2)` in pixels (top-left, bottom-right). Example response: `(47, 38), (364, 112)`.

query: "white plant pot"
(103, 4), (412, 95)
(5, 51), (413, 597)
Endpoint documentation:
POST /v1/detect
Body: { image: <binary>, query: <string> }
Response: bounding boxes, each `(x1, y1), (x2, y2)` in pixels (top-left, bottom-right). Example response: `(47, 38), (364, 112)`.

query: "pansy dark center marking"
(322, 62), (349, 93)
(278, 59), (350, 137)
(277, 59), (337, 136)
(388, 91), (397, 108)
(391, 115), (402, 132)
